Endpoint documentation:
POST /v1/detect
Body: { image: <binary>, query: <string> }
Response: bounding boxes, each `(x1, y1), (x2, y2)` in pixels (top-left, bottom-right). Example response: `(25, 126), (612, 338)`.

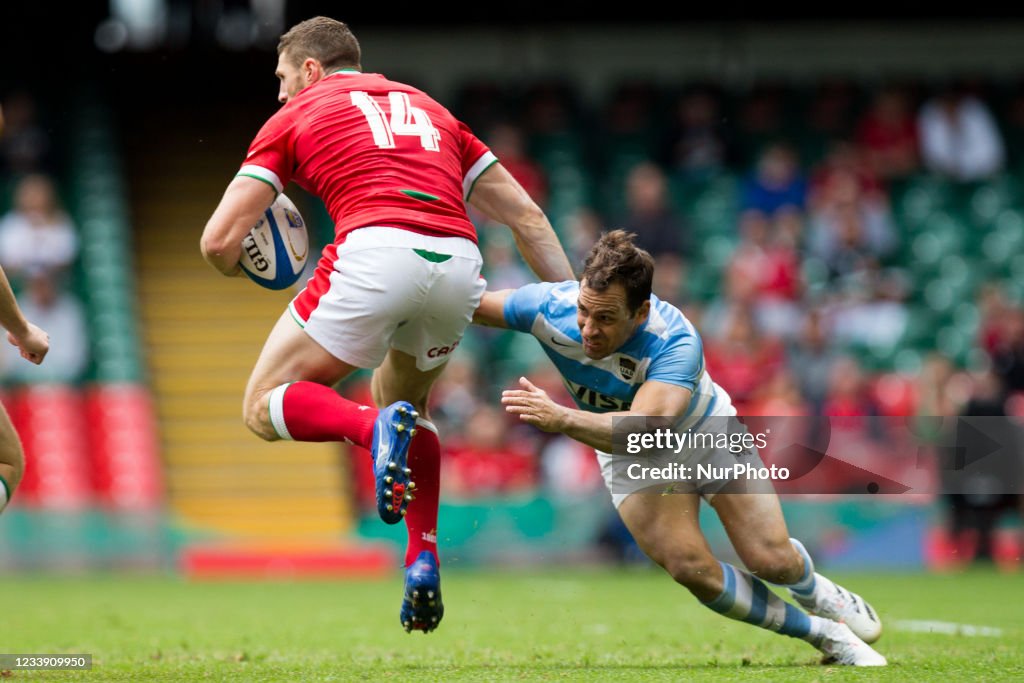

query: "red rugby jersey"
(239, 71), (496, 243)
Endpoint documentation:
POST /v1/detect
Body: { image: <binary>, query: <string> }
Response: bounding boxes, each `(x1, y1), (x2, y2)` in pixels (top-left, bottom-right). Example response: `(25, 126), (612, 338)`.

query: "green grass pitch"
(3, 566), (1022, 681)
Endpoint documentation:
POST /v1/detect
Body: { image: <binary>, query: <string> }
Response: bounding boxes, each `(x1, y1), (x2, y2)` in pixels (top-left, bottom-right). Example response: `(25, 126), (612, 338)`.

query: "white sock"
(787, 537), (818, 599)
(267, 383), (295, 440)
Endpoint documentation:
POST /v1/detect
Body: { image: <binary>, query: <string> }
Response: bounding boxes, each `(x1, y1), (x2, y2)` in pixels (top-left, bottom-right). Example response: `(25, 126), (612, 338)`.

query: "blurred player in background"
(473, 230), (887, 666)
(0, 262), (50, 516)
(199, 16), (574, 633)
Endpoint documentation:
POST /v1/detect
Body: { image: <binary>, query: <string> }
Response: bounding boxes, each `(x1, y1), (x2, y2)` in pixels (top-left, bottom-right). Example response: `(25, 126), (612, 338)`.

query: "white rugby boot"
(816, 620), (888, 666)
(792, 572), (883, 644)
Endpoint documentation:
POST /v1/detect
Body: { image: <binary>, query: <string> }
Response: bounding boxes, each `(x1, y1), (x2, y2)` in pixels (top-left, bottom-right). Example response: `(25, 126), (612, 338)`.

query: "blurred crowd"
(0, 91), (90, 386)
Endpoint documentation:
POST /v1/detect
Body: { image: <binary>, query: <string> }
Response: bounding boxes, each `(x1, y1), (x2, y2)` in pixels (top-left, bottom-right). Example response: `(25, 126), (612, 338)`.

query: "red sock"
(405, 422), (440, 567)
(275, 381), (377, 448)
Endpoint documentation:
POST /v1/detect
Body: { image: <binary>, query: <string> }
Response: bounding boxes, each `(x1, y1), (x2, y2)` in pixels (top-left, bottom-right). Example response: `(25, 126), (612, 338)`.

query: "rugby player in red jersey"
(200, 16), (573, 633)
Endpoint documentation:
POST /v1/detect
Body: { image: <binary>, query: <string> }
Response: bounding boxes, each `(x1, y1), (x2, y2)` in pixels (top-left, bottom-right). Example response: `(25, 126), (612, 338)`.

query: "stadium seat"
(892, 173), (953, 232)
(686, 174), (740, 236)
(83, 385), (163, 511)
(7, 385), (92, 511)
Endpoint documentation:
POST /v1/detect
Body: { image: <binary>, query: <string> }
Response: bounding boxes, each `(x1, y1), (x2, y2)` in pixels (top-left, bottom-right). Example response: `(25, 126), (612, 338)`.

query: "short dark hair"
(581, 230), (654, 313)
(278, 17), (361, 71)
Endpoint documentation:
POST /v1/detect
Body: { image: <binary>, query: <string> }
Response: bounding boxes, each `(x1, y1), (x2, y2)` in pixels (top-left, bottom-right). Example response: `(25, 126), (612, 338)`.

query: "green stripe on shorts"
(413, 249), (452, 263)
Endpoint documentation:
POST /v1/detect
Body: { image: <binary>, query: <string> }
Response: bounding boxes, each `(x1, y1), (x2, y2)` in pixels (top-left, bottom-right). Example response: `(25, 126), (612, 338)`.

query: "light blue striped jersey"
(503, 281), (728, 426)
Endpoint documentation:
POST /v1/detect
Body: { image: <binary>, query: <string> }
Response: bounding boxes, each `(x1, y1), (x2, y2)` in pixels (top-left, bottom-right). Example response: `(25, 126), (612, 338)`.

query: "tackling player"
(199, 16), (574, 634)
(0, 263), (50, 515)
(473, 230), (887, 666)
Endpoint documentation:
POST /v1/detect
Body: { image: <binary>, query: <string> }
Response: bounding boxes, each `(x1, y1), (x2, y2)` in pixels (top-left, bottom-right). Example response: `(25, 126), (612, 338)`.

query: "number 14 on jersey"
(351, 91), (441, 151)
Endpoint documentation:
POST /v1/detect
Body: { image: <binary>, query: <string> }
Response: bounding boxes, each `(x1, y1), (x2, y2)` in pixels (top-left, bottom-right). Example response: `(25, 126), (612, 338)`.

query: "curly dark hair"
(580, 229), (654, 313)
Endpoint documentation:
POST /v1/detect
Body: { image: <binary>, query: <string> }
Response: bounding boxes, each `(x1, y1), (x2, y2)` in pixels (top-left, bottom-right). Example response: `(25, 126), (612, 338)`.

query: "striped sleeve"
(458, 121), (497, 199)
(646, 335), (705, 392)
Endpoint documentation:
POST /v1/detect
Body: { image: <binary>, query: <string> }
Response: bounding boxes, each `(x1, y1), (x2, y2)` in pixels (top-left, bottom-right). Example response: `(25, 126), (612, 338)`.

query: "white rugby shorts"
(289, 226), (486, 371)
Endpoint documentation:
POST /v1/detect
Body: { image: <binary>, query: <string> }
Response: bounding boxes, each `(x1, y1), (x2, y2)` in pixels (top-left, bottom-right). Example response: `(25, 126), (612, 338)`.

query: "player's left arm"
(502, 377), (693, 453)
(200, 176), (277, 276)
(472, 290), (512, 328)
(467, 163), (575, 282)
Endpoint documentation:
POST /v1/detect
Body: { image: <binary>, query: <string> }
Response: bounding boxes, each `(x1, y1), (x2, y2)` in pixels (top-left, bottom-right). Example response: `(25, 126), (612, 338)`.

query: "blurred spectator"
(869, 369), (918, 418)
(521, 80), (589, 165)
(945, 367), (1022, 565)
(616, 161), (688, 258)
(915, 352), (960, 419)
(976, 280), (1017, 358)
(485, 120), (548, 209)
(0, 173), (79, 284)
(807, 139), (886, 213)
(738, 141), (808, 218)
(614, 162), (690, 304)
(800, 77), (863, 165)
(660, 83), (736, 185)
(539, 434), (604, 496)
(600, 81), (660, 163)
(2, 268), (89, 385)
(824, 265), (909, 351)
(480, 230), (532, 292)
(597, 82), (662, 219)
(733, 82), (789, 169)
(807, 188), (898, 289)
(703, 304), (786, 415)
(442, 404), (537, 497)
(988, 305), (1024, 394)
(564, 206), (603, 271)
(787, 308), (841, 415)
(427, 355), (485, 437)
(806, 147), (898, 273)
(820, 355), (885, 446)
(917, 80), (1006, 183)
(747, 368), (811, 416)
(0, 91), (52, 176)
(726, 209), (803, 340)
(854, 84), (920, 183)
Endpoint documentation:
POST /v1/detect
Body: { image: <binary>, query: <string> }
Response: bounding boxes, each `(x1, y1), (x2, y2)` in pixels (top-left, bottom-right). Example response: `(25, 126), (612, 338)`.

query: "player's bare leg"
(371, 348), (447, 420)
(708, 491), (803, 584)
(711, 491), (883, 644)
(618, 491), (885, 665)
(243, 311), (360, 441)
(372, 349), (448, 633)
(0, 404), (25, 513)
(618, 490), (724, 600)
(243, 311), (423, 525)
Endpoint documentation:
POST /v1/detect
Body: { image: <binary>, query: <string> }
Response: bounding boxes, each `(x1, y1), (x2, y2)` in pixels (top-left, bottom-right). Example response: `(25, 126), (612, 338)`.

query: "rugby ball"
(239, 193), (309, 290)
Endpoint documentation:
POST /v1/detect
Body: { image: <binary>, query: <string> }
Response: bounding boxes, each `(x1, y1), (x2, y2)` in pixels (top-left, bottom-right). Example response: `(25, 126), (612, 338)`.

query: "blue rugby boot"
(400, 551), (444, 633)
(372, 401), (418, 525)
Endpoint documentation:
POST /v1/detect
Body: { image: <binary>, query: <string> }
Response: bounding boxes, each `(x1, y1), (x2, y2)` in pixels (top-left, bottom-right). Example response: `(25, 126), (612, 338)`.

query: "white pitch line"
(893, 620), (1005, 637)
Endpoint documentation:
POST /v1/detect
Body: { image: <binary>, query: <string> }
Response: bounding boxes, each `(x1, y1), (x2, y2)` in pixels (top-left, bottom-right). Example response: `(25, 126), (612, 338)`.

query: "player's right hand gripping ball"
(239, 192), (309, 290)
